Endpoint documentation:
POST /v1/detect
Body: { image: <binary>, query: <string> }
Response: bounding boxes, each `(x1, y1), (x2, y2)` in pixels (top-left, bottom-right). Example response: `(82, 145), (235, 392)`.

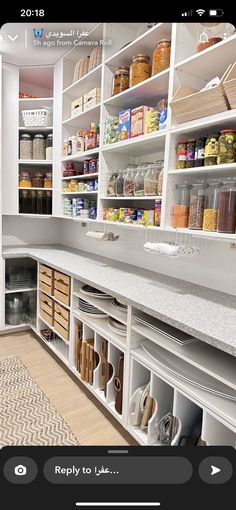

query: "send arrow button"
(211, 465), (221, 476)
(199, 457), (232, 484)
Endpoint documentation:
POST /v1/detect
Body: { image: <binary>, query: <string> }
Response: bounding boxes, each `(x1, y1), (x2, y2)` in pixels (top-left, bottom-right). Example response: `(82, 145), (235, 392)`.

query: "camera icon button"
(4, 457), (38, 484)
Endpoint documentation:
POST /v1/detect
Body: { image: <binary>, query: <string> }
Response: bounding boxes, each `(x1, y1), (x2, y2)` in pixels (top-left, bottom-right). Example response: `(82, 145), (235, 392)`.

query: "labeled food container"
(217, 178), (236, 233)
(152, 39), (171, 75)
(19, 171), (31, 187)
(112, 66), (129, 96)
(46, 133), (53, 160)
(129, 54), (151, 87)
(194, 137), (206, 167)
(173, 183), (191, 228)
(176, 141), (187, 169)
(33, 133), (46, 160)
(186, 140), (195, 168)
(204, 134), (219, 166)
(20, 133), (33, 160)
(203, 179), (221, 232)
(188, 180), (207, 229)
(217, 129), (236, 164)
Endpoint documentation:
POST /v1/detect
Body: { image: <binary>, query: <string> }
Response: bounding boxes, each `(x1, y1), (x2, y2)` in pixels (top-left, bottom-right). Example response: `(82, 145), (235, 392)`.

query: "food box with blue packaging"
(118, 109), (131, 141)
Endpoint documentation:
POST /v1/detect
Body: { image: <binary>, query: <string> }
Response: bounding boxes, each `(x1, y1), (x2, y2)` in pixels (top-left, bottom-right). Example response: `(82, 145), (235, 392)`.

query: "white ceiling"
(0, 23), (97, 65)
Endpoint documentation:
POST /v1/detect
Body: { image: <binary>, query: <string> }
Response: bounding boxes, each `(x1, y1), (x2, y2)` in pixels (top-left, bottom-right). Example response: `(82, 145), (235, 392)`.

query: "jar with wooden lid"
(152, 39), (171, 76)
(112, 66), (129, 96)
(129, 54), (151, 87)
(19, 171), (31, 187)
(44, 172), (52, 188)
(32, 172), (44, 188)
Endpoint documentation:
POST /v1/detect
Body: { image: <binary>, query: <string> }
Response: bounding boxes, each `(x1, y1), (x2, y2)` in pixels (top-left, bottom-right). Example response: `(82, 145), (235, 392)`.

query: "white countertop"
(3, 243), (236, 357)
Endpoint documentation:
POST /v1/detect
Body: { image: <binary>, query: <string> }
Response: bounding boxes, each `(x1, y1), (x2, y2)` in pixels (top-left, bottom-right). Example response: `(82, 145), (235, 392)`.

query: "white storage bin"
(22, 108), (50, 127)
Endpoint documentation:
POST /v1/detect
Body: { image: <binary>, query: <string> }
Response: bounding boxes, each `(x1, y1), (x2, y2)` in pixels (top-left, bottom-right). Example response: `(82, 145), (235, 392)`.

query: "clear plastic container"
(188, 180), (207, 229)
(144, 164), (158, 196)
(20, 133), (33, 160)
(217, 177), (236, 233)
(33, 133), (46, 160)
(106, 172), (117, 196)
(116, 170), (125, 196)
(203, 179), (221, 232)
(173, 183), (191, 228)
(134, 166), (145, 196)
(123, 168), (135, 196)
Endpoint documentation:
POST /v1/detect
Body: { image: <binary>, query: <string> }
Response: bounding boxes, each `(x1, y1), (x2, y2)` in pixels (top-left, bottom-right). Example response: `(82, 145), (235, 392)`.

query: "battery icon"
(209, 9), (224, 16)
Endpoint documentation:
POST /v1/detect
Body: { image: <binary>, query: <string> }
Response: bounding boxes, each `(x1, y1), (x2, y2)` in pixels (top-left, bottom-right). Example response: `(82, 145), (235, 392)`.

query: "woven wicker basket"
(73, 56), (90, 83)
(88, 47), (102, 72)
(170, 66), (231, 124)
(223, 62), (236, 109)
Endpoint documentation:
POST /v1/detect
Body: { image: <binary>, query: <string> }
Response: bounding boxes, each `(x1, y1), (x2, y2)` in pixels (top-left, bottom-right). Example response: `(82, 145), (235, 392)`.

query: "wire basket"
(22, 108), (50, 127)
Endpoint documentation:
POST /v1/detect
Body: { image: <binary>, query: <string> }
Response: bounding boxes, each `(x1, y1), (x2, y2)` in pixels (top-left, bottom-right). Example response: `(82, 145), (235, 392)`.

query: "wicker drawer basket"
(223, 63), (236, 109)
(170, 67), (231, 124)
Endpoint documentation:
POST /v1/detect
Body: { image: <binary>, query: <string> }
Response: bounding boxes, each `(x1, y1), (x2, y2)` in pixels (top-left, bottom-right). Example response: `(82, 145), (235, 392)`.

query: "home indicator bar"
(75, 504), (161, 507)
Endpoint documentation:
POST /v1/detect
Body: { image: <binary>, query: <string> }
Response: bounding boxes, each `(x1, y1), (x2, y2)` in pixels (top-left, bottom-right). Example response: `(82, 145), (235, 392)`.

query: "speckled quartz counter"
(3, 244), (236, 357)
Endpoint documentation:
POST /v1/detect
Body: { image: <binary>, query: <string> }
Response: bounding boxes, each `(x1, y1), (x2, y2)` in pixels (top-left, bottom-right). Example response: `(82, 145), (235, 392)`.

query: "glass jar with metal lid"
(116, 170), (125, 196)
(44, 172), (52, 188)
(217, 129), (236, 165)
(188, 180), (207, 229)
(217, 177), (236, 233)
(33, 133), (46, 160)
(19, 133), (33, 160)
(204, 134), (219, 166)
(173, 183), (191, 228)
(152, 39), (171, 75)
(112, 66), (129, 96)
(32, 172), (45, 188)
(134, 165), (146, 196)
(123, 168), (135, 196)
(203, 179), (222, 231)
(129, 54), (151, 87)
(19, 171), (31, 187)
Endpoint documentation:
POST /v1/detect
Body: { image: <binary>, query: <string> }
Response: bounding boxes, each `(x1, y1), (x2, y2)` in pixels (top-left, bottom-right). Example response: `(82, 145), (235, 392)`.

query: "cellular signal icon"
(182, 10), (193, 16)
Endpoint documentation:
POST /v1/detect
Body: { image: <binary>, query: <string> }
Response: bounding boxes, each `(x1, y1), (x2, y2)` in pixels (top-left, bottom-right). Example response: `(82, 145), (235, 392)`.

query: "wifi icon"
(196, 9), (205, 16)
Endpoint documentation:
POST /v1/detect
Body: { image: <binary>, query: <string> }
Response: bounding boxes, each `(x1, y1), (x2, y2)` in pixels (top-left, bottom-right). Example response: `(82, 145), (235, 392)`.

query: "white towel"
(144, 242), (180, 257)
(86, 231), (105, 240)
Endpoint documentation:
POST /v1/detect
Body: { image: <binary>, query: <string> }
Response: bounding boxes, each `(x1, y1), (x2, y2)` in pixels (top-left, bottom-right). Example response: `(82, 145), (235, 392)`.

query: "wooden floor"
(0, 331), (137, 446)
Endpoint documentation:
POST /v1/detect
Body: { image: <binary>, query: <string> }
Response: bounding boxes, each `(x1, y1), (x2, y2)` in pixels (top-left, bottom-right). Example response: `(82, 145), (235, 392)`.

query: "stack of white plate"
(108, 317), (127, 337)
(80, 284), (112, 300)
(111, 298), (127, 313)
(78, 298), (108, 319)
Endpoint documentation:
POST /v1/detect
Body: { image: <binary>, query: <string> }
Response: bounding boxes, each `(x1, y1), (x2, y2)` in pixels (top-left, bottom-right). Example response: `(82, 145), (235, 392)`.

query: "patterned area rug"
(0, 355), (78, 446)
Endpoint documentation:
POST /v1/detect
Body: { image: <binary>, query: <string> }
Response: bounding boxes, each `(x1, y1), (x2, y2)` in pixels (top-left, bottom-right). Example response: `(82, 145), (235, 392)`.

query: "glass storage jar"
(203, 179), (221, 231)
(116, 170), (125, 196)
(134, 166), (145, 196)
(186, 140), (195, 168)
(33, 133), (46, 160)
(44, 172), (52, 188)
(157, 164), (164, 196)
(152, 39), (171, 75)
(19, 133), (33, 160)
(204, 134), (219, 166)
(176, 141), (187, 169)
(194, 137), (206, 167)
(112, 66), (129, 96)
(107, 172), (117, 196)
(196, 23), (230, 53)
(123, 168), (135, 196)
(19, 171), (31, 187)
(46, 133), (53, 160)
(129, 54), (151, 87)
(29, 190), (37, 214)
(217, 178), (236, 233)
(188, 180), (207, 229)
(32, 172), (44, 188)
(19, 190), (29, 213)
(45, 191), (52, 214)
(217, 129), (236, 164)
(36, 190), (44, 214)
(144, 164), (158, 196)
(173, 183), (191, 228)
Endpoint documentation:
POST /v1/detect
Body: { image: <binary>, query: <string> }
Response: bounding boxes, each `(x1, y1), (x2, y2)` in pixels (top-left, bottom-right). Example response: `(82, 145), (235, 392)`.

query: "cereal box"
(143, 210), (155, 226)
(131, 106), (154, 138)
(155, 199), (162, 226)
(118, 109), (131, 140)
(144, 109), (159, 134)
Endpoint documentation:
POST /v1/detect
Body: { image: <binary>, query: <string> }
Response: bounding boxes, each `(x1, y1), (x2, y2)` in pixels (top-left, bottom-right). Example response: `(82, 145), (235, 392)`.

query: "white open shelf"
(19, 127), (53, 132)
(171, 109), (236, 134)
(63, 64), (102, 98)
(104, 69), (169, 109)
(102, 196), (162, 201)
(62, 191), (98, 195)
(5, 287), (37, 294)
(18, 160), (53, 165)
(62, 103), (101, 127)
(102, 131), (166, 156)
(39, 314), (69, 345)
(18, 187), (53, 191)
(39, 333), (69, 366)
(165, 227), (236, 240)
(62, 148), (99, 162)
(73, 310), (126, 350)
(73, 289), (128, 325)
(19, 97), (54, 108)
(169, 163), (236, 175)
(62, 173), (98, 180)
